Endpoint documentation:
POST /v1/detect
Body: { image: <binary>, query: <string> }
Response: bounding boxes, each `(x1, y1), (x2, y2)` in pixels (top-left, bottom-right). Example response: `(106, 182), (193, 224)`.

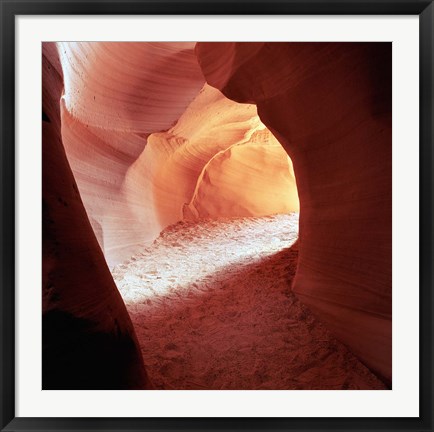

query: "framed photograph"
(1, 0), (433, 431)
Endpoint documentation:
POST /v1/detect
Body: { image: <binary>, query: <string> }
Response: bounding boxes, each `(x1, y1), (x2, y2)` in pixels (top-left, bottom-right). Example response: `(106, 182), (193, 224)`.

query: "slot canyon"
(42, 42), (391, 390)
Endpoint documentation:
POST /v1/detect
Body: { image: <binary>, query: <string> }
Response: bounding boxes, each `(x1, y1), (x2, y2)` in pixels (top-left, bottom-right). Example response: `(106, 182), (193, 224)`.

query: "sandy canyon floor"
(113, 214), (386, 390)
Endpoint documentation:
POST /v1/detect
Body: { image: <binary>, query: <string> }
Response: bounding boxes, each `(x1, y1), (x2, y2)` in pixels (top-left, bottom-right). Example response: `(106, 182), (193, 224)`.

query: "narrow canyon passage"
(113, 214), (386, 390)
(42, 42), (392, 390)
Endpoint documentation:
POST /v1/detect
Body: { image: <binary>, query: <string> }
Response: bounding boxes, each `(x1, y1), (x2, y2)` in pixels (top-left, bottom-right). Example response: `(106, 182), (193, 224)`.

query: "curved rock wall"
(196, 42), (392, 384)
(58, 43), (299, 266)
(58, 42), (205, 132)
(42, 43), (151, 389)
(45, 41), (391, 387)
(58, 42), (206, 266)
(185, 129), (298, 219)
(140, 84), (299, 227)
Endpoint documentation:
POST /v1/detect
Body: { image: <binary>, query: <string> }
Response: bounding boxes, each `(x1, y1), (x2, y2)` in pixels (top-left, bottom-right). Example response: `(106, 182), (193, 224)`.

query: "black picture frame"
(1, 1), (433, 431)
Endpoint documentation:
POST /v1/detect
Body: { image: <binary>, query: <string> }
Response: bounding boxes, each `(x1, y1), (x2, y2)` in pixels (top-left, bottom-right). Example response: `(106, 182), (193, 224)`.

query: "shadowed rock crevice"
(42, 42), (392, 389)
(196, 42), (392, 385)
(42, 42), (151, 390)
(43, 311), (147, 390)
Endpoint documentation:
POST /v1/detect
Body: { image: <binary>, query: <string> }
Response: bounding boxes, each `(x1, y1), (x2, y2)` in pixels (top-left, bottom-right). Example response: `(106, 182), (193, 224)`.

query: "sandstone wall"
(196, 42), (392, 383)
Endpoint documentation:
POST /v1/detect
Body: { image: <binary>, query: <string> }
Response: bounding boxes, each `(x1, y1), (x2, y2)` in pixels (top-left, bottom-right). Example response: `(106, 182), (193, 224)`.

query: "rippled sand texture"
(113, 214), (386, 390)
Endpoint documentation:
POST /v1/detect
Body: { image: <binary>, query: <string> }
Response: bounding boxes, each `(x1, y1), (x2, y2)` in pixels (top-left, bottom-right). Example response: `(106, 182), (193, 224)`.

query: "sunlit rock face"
(42, 43), (151, 389)
(58, 43), (299, 266)
(185, 128), (298, 220)
(196, 42), (392, 384)
(45, 41), (390, 388)
(141, 84), (299, 227)
(58, 42), (204, 132)
(58, 42), (206, 266)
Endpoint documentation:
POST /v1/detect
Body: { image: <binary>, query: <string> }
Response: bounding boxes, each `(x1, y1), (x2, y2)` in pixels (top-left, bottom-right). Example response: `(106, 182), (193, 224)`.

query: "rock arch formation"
(195, 42), (392, 384)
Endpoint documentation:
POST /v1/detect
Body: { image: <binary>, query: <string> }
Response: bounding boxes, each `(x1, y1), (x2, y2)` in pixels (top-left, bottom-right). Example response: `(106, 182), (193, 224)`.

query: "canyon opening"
(42, 42), (392, 391)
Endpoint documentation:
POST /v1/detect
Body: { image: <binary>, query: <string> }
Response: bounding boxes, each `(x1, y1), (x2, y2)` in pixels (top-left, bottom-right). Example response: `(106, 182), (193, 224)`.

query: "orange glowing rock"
(58, 42), (206, 265)
(42, 41), (391, 389)
(59, 42), (299, 266)
(184, 128), (299, 220)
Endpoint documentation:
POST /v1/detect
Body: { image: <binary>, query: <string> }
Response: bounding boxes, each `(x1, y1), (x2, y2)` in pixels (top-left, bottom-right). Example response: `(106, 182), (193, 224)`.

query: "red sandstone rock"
(58, 42), (206, 265)
(43, 41), (392, 389)
(42, 43), (151, 389)
(143, 84), (299, 226)
(196, 42), (392, 384)
(58, 43), (299, 265)
(58, 42), (205, 132)
(184, 128), (298, 219)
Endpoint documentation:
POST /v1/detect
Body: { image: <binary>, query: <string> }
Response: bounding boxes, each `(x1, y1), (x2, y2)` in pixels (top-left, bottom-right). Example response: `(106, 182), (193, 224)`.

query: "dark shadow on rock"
(43, 310), (149, 390)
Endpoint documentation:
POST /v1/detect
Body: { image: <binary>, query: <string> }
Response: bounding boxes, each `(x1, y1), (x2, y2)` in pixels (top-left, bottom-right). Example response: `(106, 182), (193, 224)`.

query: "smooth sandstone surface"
(42, 43), (151, 389)
(196, 42), (392, 384)
(58, 42), (205, 132)
(185, 131), (298, 219)
(43, 41), (391, 388)
(145, 84), (299, 227)
(58, 43), (299, 266)
(58, 42), (206, 266)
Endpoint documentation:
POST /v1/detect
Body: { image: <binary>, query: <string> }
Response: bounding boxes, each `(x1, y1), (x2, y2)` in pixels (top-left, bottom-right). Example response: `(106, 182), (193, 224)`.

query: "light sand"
(112, 214), (386, 390)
